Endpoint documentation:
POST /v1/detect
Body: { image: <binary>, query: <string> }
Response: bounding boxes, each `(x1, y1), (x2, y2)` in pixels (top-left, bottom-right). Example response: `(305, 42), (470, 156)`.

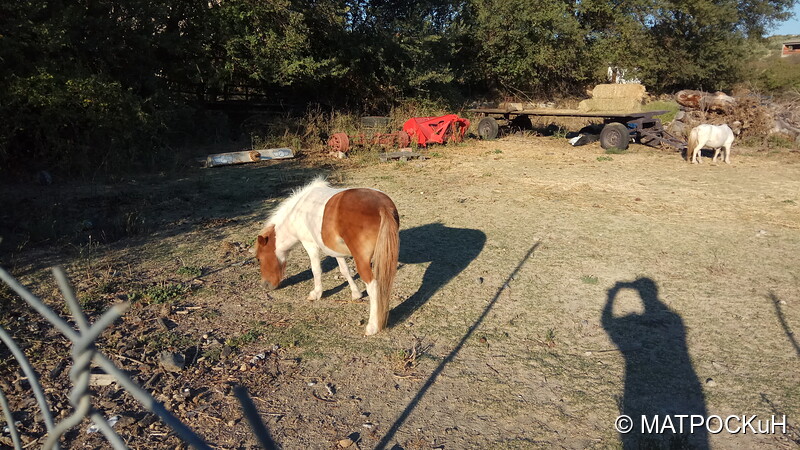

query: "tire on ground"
(477, 117), (499, 140)
(599, 122), (631, 150)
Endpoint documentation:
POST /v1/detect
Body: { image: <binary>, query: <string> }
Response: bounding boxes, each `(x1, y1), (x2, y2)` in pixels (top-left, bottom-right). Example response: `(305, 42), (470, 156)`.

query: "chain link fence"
(0, 266), (276, 449)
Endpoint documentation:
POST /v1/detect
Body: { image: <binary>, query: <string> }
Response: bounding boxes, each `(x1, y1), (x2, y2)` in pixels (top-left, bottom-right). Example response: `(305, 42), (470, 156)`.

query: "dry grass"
(2, 135), (800, 448)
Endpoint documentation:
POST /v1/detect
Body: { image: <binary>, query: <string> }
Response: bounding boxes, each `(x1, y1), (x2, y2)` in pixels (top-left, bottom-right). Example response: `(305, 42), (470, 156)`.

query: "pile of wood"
(771, 94), (800, 143)
(669, 89), (800, 144)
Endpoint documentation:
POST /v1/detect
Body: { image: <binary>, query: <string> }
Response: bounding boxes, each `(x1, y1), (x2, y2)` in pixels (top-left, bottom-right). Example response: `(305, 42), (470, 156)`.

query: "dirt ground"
(1, 135), (799, 449)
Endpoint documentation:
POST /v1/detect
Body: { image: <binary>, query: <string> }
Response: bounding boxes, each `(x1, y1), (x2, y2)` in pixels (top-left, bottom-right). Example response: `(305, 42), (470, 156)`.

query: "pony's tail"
(373, 206), (400, 331)
(686, 128), (698, 161)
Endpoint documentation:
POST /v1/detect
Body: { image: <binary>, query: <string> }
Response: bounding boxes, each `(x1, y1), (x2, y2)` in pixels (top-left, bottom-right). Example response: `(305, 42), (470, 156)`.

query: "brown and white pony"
(254, 178), (399, 335)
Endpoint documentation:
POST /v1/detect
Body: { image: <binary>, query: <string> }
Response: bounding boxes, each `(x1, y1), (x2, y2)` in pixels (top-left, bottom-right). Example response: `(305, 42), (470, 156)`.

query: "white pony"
(686, 124), (735, 164)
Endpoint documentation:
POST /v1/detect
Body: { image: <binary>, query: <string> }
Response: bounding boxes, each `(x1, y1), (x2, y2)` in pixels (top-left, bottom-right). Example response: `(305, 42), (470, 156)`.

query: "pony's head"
(254, 225), (286, 290)
(731, 120), (742, 136)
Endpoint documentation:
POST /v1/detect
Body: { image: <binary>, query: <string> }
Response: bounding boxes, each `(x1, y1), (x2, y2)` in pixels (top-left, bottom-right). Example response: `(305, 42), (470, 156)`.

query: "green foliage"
(141, 331), (194, 353)
(226, 321), (267, 349)
(176, 266), (203, 278)
(0, 0), (795, 176)
(131, 282), (189, 304)
(1, 73), (165, 174)
(643, 100), (681, 124)
(581, 275), (599, 284)
(468, 0), (595, 97)
(746, 53), (800, 93)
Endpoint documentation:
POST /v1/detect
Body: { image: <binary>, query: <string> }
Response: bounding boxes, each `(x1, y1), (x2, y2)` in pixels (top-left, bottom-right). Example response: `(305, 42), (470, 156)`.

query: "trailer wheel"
(477, 117), (499, 140)
(600, 122), (631, 150)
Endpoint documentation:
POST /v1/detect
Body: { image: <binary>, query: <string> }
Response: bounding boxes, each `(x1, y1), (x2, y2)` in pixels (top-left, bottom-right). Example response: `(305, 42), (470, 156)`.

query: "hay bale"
(591, 83), (646, 101)
(578, 83), (646, 112)
(578, 98), (643, 113)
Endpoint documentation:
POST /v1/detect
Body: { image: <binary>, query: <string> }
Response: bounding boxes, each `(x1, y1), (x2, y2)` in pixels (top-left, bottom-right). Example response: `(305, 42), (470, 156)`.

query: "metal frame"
(469, 108), (686, 150)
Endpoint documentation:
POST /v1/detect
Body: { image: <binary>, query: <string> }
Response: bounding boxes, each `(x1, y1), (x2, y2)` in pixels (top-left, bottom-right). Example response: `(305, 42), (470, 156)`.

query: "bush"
(0, 72), (169, 177)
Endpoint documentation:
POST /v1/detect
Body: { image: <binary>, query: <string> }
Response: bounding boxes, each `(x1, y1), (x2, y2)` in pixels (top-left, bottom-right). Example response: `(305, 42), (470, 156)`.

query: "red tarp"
(402, 114), (470, 147)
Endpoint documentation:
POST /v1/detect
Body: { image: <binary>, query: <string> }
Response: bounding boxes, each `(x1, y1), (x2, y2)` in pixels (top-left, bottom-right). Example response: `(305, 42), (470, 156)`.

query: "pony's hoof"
(307, 291), (321, 301)
(364, 323), (379, 336)
(351, 291), (364, 301)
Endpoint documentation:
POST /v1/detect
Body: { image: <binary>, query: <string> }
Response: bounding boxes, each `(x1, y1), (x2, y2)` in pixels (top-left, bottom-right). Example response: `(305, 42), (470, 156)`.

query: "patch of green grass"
(78, 292), (107, 315)
(131, 282), (189, 304)
(225, 321), (267, 349)
(299, 349), (325, 360)
(176, 265), (203, 278)
(350, 148), (381, 165)
(96, 279), (116, 294)
(200, 309), (221, 320)
(486, 149), (503, 155)
(544, 328), (556, 347)
(429, 152), (442, 158)
(767, 134), (796, 149)
(141, 331), (194, 353)
(581, 275), (599, 284)
(549, 127), (568, 139)
(202, 345), (222, 363)
(643, 100), (680, 123)
(596, 156), (613, 162)
(782, 199), (796, 205)
(604, 147), (626, 154)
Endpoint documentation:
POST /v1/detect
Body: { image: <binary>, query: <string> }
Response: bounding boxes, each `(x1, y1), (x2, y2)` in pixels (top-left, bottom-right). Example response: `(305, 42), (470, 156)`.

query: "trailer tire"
(600, 122), (631, 150)
(477, 117), (499, 140)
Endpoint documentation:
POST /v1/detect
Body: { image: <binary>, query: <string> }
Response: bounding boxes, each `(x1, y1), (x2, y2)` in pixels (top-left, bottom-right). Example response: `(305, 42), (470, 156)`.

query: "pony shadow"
(279, 257), (353, 298)
(602, 278), (709, 450)
(274, 223), (486, 314)
(391, 223), (486, 327)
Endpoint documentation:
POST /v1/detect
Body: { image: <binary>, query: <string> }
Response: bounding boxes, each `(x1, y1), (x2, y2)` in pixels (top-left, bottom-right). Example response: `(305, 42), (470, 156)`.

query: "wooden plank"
(379, 151), (423, 162)
(205, 148), (294, 168)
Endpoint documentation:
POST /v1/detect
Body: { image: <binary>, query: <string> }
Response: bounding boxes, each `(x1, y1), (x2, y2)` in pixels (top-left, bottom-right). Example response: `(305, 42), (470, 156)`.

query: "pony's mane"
(261, 177), (331, 232)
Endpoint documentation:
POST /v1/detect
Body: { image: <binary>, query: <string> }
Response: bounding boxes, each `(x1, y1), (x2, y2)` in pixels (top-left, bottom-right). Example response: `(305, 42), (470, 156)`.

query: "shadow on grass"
(768, 291), (800, 357)
(1, 160), (329, 274)
(375, 241), (539, 449)
(276, 223), (487, 323)
(602, 278), (709, 450)
(391, 223), (487, 327)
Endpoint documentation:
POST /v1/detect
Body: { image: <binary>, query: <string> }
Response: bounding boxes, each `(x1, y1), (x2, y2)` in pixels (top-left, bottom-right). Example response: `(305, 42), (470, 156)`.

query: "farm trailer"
(469, 107), (686, 151)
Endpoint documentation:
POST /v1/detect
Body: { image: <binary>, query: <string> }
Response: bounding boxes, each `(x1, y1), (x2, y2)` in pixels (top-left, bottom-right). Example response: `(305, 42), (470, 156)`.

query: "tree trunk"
(675, 90), (736, 113)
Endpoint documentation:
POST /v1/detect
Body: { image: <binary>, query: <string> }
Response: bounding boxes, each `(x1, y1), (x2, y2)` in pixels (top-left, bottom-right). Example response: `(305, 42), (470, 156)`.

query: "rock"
(338, 438), (354, 448)
(156, 317), (170, 330)
(221, 346), (233, 358)
(139, 414), (156, 428)
(158, 351), (185, 373)
(116, 415), (137, 429)
(705, 378), (717, 387)
(89, 373), (117, 387)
